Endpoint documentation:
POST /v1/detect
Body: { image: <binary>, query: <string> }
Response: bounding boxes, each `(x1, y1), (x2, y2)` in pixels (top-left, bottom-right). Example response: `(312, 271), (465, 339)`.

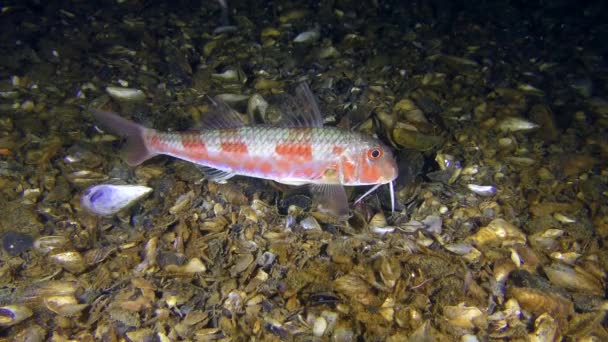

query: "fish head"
(342, 138), (398, 186)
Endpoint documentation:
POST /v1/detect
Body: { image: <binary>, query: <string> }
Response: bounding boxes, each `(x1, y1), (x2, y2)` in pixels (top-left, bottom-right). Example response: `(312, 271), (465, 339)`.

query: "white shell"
(312, 316), (328, 337)
(293, 30), (320, 43)
(0, 305), (33, 327)
(467, 184), (497, 196)
(496, 117), (539, 132)
(81, 184), (152, 216)
(105, 86), (145, 101)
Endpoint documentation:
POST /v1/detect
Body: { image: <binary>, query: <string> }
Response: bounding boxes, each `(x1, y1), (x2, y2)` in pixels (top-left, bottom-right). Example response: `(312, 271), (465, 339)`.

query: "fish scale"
(147, 126), (357, 182)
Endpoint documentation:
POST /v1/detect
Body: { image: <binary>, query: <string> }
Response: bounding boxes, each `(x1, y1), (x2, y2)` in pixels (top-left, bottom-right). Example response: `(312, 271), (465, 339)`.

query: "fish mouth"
(379, 172), (398, 184)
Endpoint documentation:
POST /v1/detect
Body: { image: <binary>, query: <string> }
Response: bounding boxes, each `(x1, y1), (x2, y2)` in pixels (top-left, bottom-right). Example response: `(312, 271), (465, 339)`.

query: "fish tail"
(91, 109), (156, 166)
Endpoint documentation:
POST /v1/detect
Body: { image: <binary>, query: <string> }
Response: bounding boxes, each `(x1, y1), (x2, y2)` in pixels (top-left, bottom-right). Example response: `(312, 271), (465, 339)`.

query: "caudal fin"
(91, 109), (156, 166)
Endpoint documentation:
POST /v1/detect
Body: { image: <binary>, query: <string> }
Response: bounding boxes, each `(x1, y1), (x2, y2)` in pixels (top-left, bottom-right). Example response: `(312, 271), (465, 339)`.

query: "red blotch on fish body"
(259, 162), (273, 174)
(221, 141), (248, 154)
(149, 134), (184, 156)
(341, 157), (357, 183)
(359, 153), (381, 183)
(332, 145), (345, 155)
(275, 143), (313, 160)
(243, 158), (257, 172)
(275, 160), (293, 175)
(182, 134), (208, 159)
(149, 135), (162, 150)
(298, 167), (315, 178)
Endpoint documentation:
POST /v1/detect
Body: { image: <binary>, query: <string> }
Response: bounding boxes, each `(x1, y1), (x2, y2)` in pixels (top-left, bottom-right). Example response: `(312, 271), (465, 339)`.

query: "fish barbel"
(92, 83), (398, 215)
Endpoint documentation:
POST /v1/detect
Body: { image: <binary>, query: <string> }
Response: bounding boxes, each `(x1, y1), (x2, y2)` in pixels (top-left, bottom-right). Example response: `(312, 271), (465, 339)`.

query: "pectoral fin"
(310, 184), (350, 218)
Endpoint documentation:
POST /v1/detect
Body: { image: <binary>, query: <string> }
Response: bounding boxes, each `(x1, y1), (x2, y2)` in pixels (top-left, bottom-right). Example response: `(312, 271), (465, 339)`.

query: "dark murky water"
(0, 0), (607, 340)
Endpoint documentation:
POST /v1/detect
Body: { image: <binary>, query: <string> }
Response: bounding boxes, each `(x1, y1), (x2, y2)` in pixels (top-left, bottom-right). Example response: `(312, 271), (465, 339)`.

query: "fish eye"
(367, 148), (383, 160)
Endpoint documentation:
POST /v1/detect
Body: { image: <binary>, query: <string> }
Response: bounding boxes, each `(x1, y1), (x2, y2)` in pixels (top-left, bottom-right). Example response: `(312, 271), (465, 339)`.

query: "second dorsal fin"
(199, 96), (246, 129)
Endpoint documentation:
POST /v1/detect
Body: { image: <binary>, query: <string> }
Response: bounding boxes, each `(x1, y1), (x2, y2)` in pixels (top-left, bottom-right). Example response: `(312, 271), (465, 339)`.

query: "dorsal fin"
(277, 83), (324, 128)
(199, 96), (245, 129)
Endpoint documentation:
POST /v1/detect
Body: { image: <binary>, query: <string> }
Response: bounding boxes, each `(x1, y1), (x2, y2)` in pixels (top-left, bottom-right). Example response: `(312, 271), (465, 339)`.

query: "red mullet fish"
(92, 83), (398, 215)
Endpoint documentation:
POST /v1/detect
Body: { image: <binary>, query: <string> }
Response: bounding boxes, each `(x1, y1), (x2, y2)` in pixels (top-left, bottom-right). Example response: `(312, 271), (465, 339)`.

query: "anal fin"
(198, 166), (236, 183)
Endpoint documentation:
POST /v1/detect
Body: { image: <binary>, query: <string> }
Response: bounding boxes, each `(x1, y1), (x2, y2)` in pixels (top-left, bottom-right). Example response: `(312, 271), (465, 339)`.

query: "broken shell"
(369, 211), (388, 229)
(260, 27), (281, 39)
(549, 252), (581, 265)
(164, 258), (207, 274)
(553, 213), (576, 223)
(0, 305), (33, 327)
(44, 295), (87, 317)
(318, 45), (340, 59)
(279, 9), (308, 23)
(105, 86), (145, 101)
(377, 256), (400, 289)
(169, 190), (194, 214)
(517, 83), (544, 96)
(66, 170), (109, 185)
(397, 219), (425, 233)
(371, 226), (395, 235)
(35, 280), (80, 297)
(467, 218), (526, 247)
(254, 78), (284, 92)
(332, 320), (355, 342)
(334, 274), (378, 306)
(529, 313), (559, 342)
(81, 184), (152, 216)
(444, 243), (475, 256)
(293, 30), (320, 43)
(84, 246), (117, 265)
(379, 297), (395, 322)
(508, 287), (574, 319)
(211, 68), (246, 83)
(215, 183), (249, 205)
(11, 324), (46, 340)
(496, 117), (539, 132)
(216, 93), (250, 104)
(33, 235), (68, 254)
(494, 259), (517, 284)
(543, 263), (604, 295)
(229, 253), (254, 277)
(239, 206), (258, 223)
(257, 251), (276, 268)
(223, 291), (245, 316)
(247, 93), (269, 122)
(393, 124), (442, 151)
(421, 215), (442, 234)
(435, 153), (460, 171)
(443, 303), (485, 330)
(300, 215), (321, 230)
(200, 215), (229, 232)
(530, 229), (563, 251)
(50, 251), (87, 273)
